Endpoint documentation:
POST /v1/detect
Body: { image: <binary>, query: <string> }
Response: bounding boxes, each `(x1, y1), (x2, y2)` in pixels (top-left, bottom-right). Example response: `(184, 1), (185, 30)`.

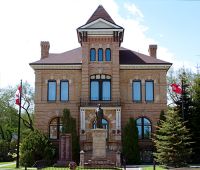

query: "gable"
(80, 18), (122, 29)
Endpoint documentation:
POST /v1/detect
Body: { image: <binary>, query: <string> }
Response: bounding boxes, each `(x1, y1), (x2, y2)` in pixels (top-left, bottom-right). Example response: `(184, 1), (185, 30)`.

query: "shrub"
(0, 139), (16, 161)
(20, 130), (55, 166)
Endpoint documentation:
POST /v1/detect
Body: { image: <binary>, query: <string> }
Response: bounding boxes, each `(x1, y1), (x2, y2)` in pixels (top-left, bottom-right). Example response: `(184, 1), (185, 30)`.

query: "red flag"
(170, 83), (182, 94)
(15, 85), (22, 105)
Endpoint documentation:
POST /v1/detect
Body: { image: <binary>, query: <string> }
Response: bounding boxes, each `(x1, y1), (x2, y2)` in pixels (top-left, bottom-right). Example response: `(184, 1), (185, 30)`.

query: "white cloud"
(124, 3), (144, 19)
(0, 0), (195, 88)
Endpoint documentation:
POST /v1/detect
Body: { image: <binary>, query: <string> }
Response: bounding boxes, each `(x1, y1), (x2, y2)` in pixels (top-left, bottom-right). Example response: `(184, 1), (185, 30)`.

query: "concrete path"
(0, 162), (16, 168)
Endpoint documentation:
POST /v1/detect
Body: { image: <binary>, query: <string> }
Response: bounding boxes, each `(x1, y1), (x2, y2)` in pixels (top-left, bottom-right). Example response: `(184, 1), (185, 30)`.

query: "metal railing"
(80, 98), (121, 107)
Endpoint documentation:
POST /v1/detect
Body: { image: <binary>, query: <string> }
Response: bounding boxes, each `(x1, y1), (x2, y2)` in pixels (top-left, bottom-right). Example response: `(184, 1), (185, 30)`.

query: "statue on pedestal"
(95, 104), (104, 128)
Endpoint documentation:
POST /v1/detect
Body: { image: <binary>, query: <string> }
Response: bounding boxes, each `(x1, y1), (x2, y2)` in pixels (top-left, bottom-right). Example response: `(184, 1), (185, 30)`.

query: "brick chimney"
(148, 44), (157, 58)
(40, 41), (50, 59)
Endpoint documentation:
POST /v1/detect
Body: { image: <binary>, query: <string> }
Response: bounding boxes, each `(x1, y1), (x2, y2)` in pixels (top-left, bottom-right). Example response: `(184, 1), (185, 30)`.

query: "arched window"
(105, 48), (111, 61)
(90, 48), (96, 61)
(98, 48), (103, 61)
(136, 117), (151, 139)
(49, 117), (63, 139)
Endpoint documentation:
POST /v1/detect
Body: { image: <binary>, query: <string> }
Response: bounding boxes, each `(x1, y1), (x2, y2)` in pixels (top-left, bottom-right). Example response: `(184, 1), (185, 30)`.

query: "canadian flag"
(15, 85), (22, 105)
(170, 83), (182, 94)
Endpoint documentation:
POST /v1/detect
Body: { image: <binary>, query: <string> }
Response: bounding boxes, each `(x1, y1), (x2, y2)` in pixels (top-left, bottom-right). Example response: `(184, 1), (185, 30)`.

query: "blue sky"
(118, 0), (200, 67)
(0, 0), (199, 88)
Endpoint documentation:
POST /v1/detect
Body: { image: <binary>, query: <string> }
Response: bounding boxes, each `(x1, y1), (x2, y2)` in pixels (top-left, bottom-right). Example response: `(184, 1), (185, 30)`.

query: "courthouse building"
(30, 5), (171, 163)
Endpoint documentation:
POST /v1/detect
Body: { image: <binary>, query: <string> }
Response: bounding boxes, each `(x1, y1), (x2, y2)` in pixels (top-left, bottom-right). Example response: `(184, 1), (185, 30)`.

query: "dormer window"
(98, 48), (103, 61)
(90, 48), (96, 61)
(105, 48), (111, 61)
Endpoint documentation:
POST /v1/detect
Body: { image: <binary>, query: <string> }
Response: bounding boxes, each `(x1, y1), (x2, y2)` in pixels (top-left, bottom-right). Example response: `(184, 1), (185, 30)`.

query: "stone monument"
(92, 104), (107, 159)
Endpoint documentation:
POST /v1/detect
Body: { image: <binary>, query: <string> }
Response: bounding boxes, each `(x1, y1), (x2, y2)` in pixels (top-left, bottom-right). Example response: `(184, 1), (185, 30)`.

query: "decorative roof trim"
(30, 64), (82, 70)
(120, 64), (172, 70)
(78, 28), (124, 32)
(80, 18), (122, 29)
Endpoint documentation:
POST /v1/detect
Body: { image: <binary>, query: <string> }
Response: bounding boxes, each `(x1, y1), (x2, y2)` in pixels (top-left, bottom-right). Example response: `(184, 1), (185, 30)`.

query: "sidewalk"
(0, 162), (15, 168)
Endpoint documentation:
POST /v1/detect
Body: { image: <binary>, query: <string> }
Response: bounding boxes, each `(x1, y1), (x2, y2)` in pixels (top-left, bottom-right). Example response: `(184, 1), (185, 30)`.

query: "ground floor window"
(49, 117), (63, 139)
(136, 117), (151, 139)
(140, 150), (153, 163)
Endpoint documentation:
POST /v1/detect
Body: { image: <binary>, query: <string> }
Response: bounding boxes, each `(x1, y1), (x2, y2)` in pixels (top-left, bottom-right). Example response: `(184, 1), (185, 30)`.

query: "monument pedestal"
(57, 134), (72, 166)
(92, 128), (107, 159)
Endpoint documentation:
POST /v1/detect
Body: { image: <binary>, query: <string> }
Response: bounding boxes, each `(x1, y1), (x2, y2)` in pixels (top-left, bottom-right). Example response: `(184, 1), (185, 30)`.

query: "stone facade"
(30, 5), (171, 164)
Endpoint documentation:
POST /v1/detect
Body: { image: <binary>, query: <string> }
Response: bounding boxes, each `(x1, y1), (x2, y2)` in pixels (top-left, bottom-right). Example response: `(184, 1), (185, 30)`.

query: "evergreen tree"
(154, 110), (192, 168)
(122, 118), (140, 164)
(157, 110), (166, 127)
(189, 75), (200, 163)
(62, 108), (80, 163)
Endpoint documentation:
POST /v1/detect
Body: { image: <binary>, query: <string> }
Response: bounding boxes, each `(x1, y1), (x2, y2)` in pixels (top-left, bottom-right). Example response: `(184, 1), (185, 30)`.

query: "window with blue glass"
(48, 80), (56, 101)
(91, 81), (99, 100)
(90, 48), (96, 61)
(90, 74), (111, 101)
(136, 117), (151, 139)
(132, 80), (141, 101)
(60, 80), (69, 101)
(105, 48), (111, 61)
(145, 80), (154, 101)
(98, 48), (103, 61)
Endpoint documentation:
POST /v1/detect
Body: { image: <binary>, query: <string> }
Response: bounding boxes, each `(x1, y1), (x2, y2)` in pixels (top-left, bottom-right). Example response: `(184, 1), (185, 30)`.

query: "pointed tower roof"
(86, 5), (116, 25)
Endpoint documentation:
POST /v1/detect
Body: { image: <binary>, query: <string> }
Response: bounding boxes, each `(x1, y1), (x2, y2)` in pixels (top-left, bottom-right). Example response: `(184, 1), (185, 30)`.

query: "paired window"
(48, 80), (56, 101)
(132, 80), (154, 102)
(49, 117), (63, 139)
(90, 48), (111, 61)
(90, 74), (111, 101)
(132, 80), (141, 101)
(60, 80), (69, 101)
(47, 80), (69, 101)
(145, 80), (154, 102)
(136, 117), (151, 139)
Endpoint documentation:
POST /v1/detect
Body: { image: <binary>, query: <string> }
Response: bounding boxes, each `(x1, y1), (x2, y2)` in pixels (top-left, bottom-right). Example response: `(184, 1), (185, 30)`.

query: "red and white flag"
(15, 85), (22, 105)
(170, 83), (182, 94)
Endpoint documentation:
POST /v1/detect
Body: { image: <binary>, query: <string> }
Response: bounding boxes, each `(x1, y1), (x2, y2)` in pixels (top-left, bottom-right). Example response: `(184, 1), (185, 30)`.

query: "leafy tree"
(20, 130), (55, 166)
(62, 108), (80, 163)
(122, 118), (140, 164)
(153, 110), (192, 168)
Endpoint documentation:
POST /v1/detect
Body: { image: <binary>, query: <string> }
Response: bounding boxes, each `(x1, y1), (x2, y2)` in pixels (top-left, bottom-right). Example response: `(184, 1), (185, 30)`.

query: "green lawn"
(142, 166), (166, 170)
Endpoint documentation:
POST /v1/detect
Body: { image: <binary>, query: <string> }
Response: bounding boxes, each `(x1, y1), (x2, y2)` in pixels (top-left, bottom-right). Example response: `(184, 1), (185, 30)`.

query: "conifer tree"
(62, 108), (80, 163)
(122, 118), (140, 164)
(189, 75), (200, 163)
(154, 110), (192, 168)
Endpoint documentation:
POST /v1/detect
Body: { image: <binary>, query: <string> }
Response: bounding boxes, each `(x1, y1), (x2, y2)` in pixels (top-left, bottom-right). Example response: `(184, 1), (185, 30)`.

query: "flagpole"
(181, 77), (185, 121)
(16, 80), (22, 168)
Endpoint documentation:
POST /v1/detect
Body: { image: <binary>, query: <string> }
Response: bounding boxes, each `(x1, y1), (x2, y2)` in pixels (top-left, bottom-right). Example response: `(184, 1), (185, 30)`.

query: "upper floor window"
(90, 74), (111, 101)
(90, 48), (96, 61)
(48, 80), (56, 101)
(136, 117), (151, 139)
(49, 117), (63, 139)
(105, 48), (111, 61)
(145, 80), (154, 102)
(132, 80), (141, 101)
(98, 48), (103, 61)
(60, 80), (69, 101)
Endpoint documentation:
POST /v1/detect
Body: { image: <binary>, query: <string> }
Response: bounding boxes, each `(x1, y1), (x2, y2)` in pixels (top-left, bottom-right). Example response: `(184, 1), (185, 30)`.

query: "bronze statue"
(95, 104), (104, 128)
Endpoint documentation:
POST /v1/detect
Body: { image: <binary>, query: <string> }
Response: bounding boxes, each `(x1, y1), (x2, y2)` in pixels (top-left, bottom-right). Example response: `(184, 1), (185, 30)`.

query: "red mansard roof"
(30, 47), (172, 66)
